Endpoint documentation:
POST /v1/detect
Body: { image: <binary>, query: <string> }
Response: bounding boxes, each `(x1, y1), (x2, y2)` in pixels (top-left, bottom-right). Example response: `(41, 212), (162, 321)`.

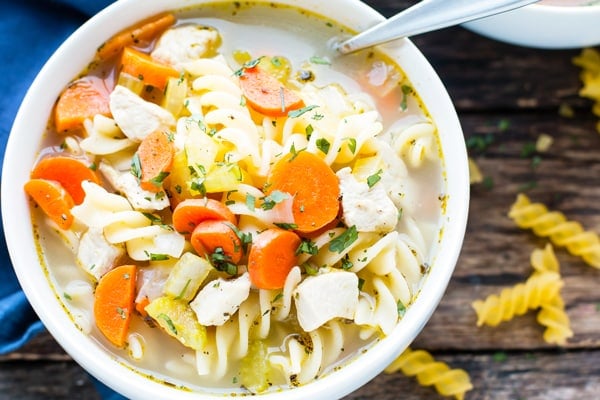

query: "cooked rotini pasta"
(472, 271), (563, 327)
(26, 6), (446, 394)
(384, 347), (473, 400)
(508, 193), (600, 268)
(530, 244), (573, 345)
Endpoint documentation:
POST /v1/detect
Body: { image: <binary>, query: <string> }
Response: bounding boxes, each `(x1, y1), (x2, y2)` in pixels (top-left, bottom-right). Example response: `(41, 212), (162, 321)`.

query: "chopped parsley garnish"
(366, 169), (383, 188)
(116, 307), (127, 320)
(400, 84), (412, 111)
(310, 55), (331, 65)
(288, 105), (319, 118)
(63, 293), (72, 301)
(146, 252), (169, 261)
(210, 247), (237, 275)
(149, 171), (170, 188)
(261, 190), (289, 210)
(88, 163), (97, 171)
(328, 225), (358, 253)
(305, 124), (314, 140)
(130, 153), (142, 180)
(520, 142), (537, 158)
(316, 138), (330, 154)
(341, 254), (354, 270)
(245, 193), (256, 211)
(303, 262), (319, 276)
(358, 278), (365, 291)
(347, 138), (357, 154)
(296, 239), (318, 256)
(397, 301), (407, 317)
(493, 352), (507, 362)
(274, 222), (298, 230)
(142, 213), (162, 225)
(466, 134), (494, 153)
(175, 279), (191, 300)
(233, 56), (264, 77)
(158, 313), (177, 335)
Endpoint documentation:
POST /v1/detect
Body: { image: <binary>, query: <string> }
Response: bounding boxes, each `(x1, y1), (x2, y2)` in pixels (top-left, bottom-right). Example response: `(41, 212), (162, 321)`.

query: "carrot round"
(190, 220), (242, 264)
(96, 13), (176, 61)
(239, 66), (304, 117)
(54, 76), (111, 133)
(136, 130), (174, 192)
(120, 47), (179, 91)
(94, 264), (137, 348)
(172, 198), (237, 235)
(266, 151), (340, 233)
(24, 179), (75, 230)
(248, 228), (301, 290)
(31, 156), (100, 204)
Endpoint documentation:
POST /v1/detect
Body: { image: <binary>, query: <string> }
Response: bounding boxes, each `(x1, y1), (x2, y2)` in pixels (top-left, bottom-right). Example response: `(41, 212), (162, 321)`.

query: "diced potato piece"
(203, 163), (250, 193)
(117, 72), (145, 96)
(163, 252), (212, 301)
(145, 296), (206, 350)
(185, 128), (218, 171)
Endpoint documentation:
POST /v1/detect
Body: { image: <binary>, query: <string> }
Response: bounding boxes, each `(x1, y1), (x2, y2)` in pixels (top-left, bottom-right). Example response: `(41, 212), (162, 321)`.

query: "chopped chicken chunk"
(293, 270), (359, 332)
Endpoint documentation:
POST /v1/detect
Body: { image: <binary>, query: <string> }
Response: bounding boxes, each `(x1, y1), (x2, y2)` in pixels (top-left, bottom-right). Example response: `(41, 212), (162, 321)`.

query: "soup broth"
(29, 1), (446, 394)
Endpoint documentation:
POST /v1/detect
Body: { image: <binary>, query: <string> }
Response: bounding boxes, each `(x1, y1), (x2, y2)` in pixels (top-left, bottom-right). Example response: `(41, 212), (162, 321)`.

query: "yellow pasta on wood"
(508, 193), (600, 268)
(530, 244), (573, 345)
(385, 347), (473, 400)
(472, 272), (563, 327)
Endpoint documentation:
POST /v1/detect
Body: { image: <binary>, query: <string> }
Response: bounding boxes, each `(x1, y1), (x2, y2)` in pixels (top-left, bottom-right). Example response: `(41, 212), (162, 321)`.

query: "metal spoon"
(336, 0), (541, 54)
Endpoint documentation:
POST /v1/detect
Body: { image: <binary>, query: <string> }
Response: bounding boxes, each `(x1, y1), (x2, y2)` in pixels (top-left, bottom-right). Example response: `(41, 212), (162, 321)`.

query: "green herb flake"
(288, 105), (319, 118)
(261, 190), (289, 210)
(271, 56), (283, 67)
(397, 301), (407, 317)
(400, 84), (412, 111)
(142, 213), (162, 225)
(347, 137), (357, 154)
(130, 153), (142, 180)
(310, 55), (331, 65)
(158, 313), (178, 335)
(497, 119), (511, 132)
(88, 163), (97, 171)
(466, 134), (495, 152)
(316, 138), (330, 155)
(233, 56), (264, 77)
(210, 247), (238, 275)
(531, 155), (542, 169)
(63, 293), (73, 301)
(296, 239), (318, 256)
(149, 253), (169, 261)
(116, 307), (127, 320)
(245, 194), (256, 211)
(493, 352), (508, 362)
(357, 278), (365, 291)
(303, 262), (319, 276)
(329, 226), (358, 253)
(175, 279), (191, 300)
(305, 124), (314, 140)
(341, 254), (354, 270)
(274, 222), (298, 230)
(483, 176), (494, 190)
(366, 169), (383, 188)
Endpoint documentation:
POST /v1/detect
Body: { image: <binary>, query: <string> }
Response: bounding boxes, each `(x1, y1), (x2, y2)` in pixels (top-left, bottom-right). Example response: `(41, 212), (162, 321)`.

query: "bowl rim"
(1, 0), (469, 398)
(463, 1), (600, 49)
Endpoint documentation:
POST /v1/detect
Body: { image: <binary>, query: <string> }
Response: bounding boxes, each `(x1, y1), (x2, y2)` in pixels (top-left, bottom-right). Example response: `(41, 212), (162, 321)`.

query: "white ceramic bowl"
(463, 1), (600, 49)
(1, 0), (469, 399)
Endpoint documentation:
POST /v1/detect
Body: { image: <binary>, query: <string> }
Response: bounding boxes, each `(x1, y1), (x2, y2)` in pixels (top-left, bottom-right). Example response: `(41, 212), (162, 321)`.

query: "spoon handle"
(337, 0), (540, 54)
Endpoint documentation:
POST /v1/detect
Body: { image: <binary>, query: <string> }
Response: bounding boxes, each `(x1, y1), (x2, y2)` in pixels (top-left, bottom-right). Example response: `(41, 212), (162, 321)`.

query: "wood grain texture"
(3, 0), (600, 399)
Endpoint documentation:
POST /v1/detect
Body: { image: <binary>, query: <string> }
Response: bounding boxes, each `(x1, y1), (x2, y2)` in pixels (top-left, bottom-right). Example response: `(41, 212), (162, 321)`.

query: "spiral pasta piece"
(508, 193), (600, 268)
(530, 244), (573, 345)
(384, 347), (473, 400)
(472, 272), (563, 327)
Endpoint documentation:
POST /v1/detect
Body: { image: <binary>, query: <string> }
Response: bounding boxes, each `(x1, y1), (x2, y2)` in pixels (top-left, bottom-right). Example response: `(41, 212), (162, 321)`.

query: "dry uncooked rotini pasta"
(384, 347), (473, 400)
(508, 193), (600, 268)
(572, 47), (600, 133)
(530, 244), (573, 345)
(472, 271), (563, 327)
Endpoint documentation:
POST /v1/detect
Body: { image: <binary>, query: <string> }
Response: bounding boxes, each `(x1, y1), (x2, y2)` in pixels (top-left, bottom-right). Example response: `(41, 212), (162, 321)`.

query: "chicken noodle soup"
(27, 2), (446, 394)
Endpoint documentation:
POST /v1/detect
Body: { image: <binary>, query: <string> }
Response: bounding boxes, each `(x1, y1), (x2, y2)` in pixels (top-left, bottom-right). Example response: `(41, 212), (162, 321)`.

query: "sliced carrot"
(266, 151), (339, 233)
(136, 130), (174, 192)
(239, 66), (305, 117)
(120, 47), (179, 91)
(31, 156), (101, 204)
(54, 76), (111, 133)
(172, 198), (237, 235)
(247, 228), (301, 290)
(190, 220), (242, 264)
(96, 13), (176, 61)
(135, 296), (150, 318)
(24, 179), (75, 230)
(94, 264), (137, 348)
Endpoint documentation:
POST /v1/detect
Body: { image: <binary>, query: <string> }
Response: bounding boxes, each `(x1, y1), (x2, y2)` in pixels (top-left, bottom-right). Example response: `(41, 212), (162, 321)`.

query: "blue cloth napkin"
(0, 1), (124, 398)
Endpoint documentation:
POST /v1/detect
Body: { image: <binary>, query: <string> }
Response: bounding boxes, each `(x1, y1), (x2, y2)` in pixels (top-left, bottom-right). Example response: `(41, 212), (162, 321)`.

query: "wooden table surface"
(2, 1), (600, 399)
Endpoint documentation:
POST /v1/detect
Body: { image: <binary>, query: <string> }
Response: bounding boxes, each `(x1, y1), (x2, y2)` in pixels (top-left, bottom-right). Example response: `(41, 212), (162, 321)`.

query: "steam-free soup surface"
(31, 2), (445, 394)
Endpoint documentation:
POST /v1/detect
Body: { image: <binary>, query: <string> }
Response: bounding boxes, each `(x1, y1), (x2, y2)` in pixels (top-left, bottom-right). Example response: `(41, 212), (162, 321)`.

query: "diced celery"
(239, 340), (271, 393)
(163, 252), (212, 302)
(116, 72), (145, 95)
(162, 76), (187, 117)
(203, 163), (250, 193)
(145, 296), (206, 351)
